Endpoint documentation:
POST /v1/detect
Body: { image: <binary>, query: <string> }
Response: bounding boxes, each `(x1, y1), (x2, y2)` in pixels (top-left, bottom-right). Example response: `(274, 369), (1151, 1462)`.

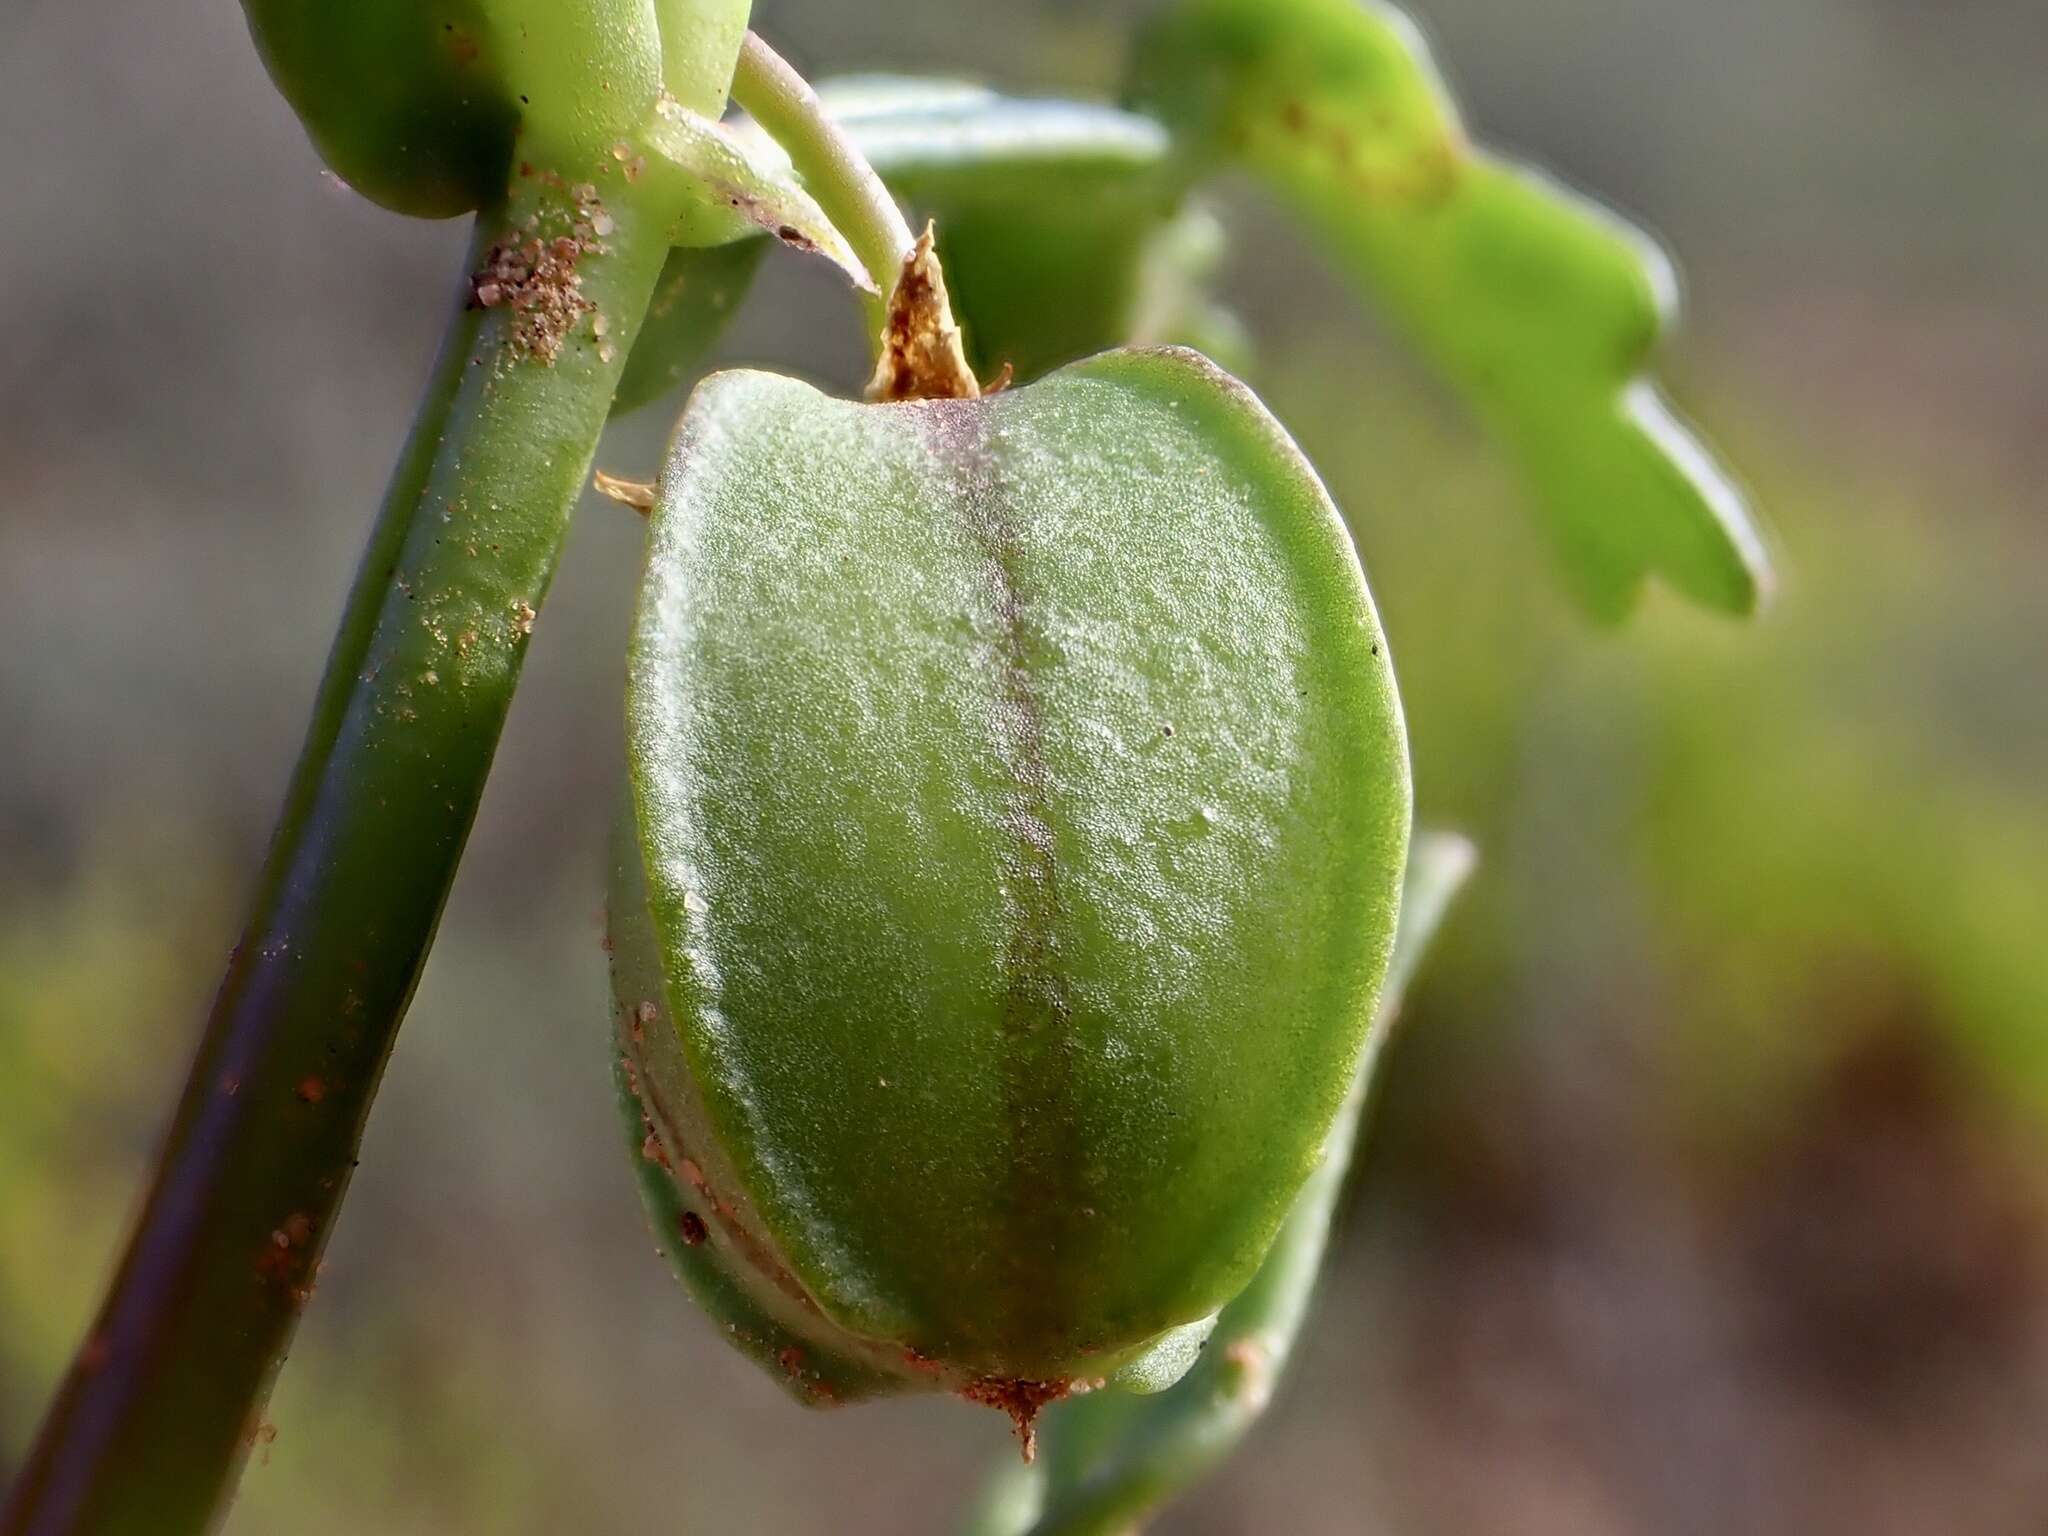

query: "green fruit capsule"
(610, 346), (1409, 1445)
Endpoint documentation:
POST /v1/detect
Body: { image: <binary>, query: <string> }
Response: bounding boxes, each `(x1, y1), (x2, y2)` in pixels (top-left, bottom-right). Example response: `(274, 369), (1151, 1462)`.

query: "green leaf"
(828, 81), (1187, 380)
(819, 77), (1174, 190)
(609, 238), (765, 417)
(974, 832), (1477, 1536)
(1129, 0), (1772, 620)
(640, 97), (871, 285)
(727, 79), (1222, 380)
(615, 347), (1411, 1421)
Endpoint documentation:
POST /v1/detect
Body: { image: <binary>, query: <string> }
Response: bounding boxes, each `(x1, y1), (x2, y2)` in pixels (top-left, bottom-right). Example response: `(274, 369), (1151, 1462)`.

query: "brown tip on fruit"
(960, 1377), (1070, 1462)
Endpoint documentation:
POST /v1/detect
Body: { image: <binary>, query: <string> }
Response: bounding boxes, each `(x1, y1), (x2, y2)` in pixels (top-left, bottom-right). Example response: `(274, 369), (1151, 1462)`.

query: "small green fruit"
(241, 0), (747, 216)
(610, 347), (1408, 1447)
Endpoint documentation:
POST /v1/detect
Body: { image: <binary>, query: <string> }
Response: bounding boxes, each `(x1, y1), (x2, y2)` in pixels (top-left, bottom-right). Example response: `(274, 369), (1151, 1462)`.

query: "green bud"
(241, 0), (749, 217)
(609, 347), (1409, 1448)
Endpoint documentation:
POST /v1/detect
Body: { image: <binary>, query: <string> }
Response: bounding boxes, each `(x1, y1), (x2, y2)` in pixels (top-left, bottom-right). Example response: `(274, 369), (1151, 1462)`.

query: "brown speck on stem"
(1224, 1336), (1274, 1411)
(640, 1130), (673, 1172)
(256, 1213), (317, 1292)
(867, 223), (981, 404)
(677, 1210), (708, 1246)
(295, 1076), (325, 1105)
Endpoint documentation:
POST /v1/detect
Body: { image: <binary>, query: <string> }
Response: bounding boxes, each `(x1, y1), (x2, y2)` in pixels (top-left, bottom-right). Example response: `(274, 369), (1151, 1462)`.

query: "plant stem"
(2, 178), (668, 1536)
(729, 29), (914, 325)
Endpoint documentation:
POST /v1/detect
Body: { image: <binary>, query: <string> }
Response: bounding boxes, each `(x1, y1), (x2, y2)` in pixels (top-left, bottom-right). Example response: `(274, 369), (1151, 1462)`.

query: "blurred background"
(3, 0), (2045, 1531)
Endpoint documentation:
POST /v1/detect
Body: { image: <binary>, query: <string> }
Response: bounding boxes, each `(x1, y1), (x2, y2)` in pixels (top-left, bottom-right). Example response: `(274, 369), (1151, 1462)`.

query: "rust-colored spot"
(257, 1213), (317, 1291)
(295, 1076), (326, 1105)
(677, 1211), (708, 1246)
(1224, 1336), (1274, 1410)
(641, 1129), (674, 1172)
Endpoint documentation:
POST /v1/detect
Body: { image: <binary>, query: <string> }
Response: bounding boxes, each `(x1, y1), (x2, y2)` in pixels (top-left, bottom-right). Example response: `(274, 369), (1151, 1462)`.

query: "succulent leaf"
(1129, 0), (1772, 620)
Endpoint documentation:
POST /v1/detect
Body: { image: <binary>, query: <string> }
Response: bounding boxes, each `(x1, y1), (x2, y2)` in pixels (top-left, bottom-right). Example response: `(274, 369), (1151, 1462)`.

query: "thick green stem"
(729, 30), (913, 333)
(2, 179), (668, 1536)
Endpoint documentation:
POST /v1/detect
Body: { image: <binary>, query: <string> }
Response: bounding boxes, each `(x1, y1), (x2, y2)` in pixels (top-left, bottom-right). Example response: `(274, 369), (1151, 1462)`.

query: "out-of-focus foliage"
(0, 829), (228, 1404)
(1130, 0), (1772, 621)
(610, 240), (767, 416)
(820, 79), (1183, 379)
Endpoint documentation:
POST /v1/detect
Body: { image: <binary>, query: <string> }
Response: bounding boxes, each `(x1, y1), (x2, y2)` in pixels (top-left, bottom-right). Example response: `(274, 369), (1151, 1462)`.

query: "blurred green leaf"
(970, 833), (1477, 1536)
(1129, 0), (1772, 621)
(819, 76), (1172, 186)
(826, 78), (1180, 378)
(1125, 201), (1254, 375)
(724, 78), (1228, 380)
(610, 239), (765, 417)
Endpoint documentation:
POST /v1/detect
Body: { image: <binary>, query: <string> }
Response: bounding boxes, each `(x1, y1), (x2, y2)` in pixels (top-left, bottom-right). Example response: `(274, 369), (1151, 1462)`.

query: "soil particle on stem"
(470, 181), (613, 364)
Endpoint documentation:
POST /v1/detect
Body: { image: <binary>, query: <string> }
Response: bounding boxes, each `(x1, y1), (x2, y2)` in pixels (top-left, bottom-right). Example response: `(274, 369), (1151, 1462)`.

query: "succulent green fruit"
(609, 346), (1409, 1446)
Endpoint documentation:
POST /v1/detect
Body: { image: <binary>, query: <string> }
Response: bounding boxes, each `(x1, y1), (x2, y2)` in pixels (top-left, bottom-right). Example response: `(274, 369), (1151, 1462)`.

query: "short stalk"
(729, 30), (915, 332)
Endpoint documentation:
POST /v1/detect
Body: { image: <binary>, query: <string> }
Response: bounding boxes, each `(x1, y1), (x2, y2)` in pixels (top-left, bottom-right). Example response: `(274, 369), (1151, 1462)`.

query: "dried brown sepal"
(593, 469), (657, 515)
(959, 1376), (1071, 1462)
(866, 223), (981, 404)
